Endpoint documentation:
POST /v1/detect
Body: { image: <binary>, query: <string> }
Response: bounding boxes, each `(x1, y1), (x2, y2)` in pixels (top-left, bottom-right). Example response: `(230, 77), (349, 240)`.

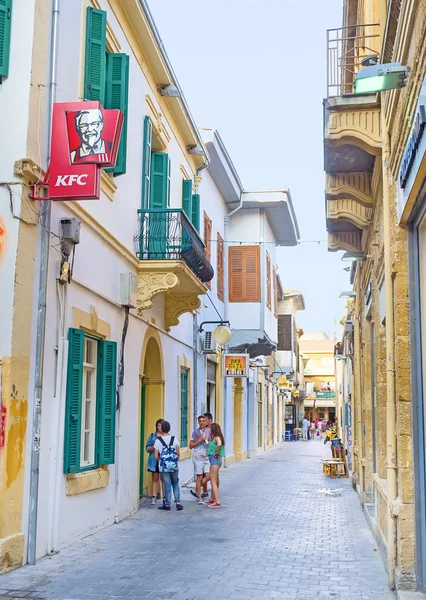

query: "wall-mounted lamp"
(187, 145), (205, 156)
(341, 252), (367, 262)
(339, 291), (356, 299)
(199, 321), (232, 345)
(334, 354), (347, 360)
(354, 61), (410, 94)
(158, 84), (180, 97)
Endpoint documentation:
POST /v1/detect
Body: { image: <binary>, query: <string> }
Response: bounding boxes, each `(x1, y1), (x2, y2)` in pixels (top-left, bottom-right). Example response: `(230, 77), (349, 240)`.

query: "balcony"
(133, 209), (214, 331)
(324, 24), (381, 253)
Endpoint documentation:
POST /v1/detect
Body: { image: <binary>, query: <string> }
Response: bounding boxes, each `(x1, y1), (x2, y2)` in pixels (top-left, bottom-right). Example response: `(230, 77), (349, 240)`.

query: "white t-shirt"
(154, 435), (180, 455)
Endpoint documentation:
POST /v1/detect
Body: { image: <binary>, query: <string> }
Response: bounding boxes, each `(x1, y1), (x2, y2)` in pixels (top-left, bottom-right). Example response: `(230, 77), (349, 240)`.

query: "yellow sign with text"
(224, 354), (249, 377)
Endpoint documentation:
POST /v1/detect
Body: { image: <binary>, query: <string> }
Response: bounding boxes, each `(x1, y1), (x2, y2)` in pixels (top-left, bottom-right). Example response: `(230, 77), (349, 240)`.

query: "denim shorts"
(209, 455), (223, 467)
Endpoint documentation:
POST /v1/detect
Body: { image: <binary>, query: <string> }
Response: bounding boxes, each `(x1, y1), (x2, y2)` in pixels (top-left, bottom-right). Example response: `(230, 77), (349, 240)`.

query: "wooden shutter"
(180, 368), (189, 447)
(277, 315), (292, 351)
(84, 7), (107, 103)
(191, 194), (200, 233)
(217, 232), (224, 302)
(273, 268), (278, 316)
(0, 0), (12, 80)
(64, 328), (84, 474)
(98, 340), (117, 465)
(204, 212), (212, 289)
(141, 116), (152, 209)
(182, 179), (192, 220)
(150, 152), (169, 209)
(266, 252), (271, 309)
(229, 245), (260, 302)
(167, 157), (171, 207)
(105, 52), (129, 176)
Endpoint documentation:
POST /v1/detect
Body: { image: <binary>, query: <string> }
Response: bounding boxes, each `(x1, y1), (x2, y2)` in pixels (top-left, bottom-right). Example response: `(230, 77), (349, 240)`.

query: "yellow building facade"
(326, 0), (426, 593)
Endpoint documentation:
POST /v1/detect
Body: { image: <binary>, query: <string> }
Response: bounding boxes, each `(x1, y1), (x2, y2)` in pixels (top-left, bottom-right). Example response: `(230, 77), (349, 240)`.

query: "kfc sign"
(31, 101), (123, 201)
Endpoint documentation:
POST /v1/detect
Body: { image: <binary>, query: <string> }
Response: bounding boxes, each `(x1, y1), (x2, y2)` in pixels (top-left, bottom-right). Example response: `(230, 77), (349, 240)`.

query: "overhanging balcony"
(133, 209), (214, 331)
(324, 23), (381, 252)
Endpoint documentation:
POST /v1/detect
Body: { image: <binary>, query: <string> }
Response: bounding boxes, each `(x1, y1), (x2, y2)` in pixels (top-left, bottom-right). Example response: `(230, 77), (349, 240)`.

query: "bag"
(158, 436), (179, 472)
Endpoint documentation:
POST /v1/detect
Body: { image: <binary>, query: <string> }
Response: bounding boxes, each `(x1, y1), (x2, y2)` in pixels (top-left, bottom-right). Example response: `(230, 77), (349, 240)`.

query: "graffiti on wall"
(345, 401), (353, 470)
(0, 216), (6, 262)
(0, 404), (6, 449)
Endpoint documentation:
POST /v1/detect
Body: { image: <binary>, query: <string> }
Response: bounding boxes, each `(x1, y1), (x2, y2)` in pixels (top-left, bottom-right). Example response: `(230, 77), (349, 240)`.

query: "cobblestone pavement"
(0, 441), (395, 600)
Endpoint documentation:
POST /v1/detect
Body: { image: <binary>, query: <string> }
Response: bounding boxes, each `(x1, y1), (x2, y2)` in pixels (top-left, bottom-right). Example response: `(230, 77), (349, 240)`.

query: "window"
(204, 212), (212, 289)
(142, 117), (171, 210)
(277, 314), (292, 351)
(181, 180), (201, 233)
(84, 7), (129, 176)
(217, 232), (224, 301)
(273, 269), (278, 317)
(64, 328), (117, 474)
(266, 252), (271, 309)
(229, 245), (261, 302)
(0, 0), (12, 82)
(180, 368), (189, 447)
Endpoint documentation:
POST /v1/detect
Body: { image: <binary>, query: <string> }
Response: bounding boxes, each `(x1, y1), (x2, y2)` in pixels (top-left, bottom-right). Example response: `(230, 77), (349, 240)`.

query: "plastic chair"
(284, 431), (292, 442)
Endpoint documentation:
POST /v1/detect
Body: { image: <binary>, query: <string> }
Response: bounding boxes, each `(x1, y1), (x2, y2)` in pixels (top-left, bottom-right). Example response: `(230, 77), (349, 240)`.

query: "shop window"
(64, 328), (117, 474)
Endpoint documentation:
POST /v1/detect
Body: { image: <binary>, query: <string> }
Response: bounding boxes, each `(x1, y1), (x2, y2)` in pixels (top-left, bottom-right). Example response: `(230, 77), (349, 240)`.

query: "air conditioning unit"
(120, 272), (137, 308)
(202, 332), (217, 354)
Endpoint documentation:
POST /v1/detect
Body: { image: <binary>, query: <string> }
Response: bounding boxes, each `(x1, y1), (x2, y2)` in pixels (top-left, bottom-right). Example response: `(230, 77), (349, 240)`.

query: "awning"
(229, 333), (276, 358)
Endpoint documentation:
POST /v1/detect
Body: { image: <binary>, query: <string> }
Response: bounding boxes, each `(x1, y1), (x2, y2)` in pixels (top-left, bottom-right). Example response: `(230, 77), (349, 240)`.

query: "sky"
(148, 0), (349, 339)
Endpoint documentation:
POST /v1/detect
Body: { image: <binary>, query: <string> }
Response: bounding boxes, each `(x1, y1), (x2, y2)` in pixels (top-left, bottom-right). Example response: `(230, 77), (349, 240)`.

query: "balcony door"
(148, 152), (169, 258)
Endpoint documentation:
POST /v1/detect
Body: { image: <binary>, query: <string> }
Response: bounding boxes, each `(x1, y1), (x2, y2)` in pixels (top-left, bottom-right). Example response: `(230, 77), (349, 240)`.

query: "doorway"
(206, 360), (216, 419)
(139, 332), (164, 499)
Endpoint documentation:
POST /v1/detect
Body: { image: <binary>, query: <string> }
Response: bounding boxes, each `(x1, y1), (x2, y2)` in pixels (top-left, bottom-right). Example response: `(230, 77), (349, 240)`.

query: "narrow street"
(0, 442), (394, 600)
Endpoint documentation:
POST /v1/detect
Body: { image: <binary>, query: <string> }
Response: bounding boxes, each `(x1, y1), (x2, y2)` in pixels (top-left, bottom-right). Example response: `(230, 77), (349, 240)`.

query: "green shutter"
(180, 368), (189, 447)
(167, 157), (171, 207)
(191, 194), (200, 233)
(98, 340), (117, 465)
(105, 53), (129, 176)
(182, 180), (192, 220)
(84, 7), (107, 103)
(64, 328), (84, 474)
(150, 152), (169, 209)
(141, 116), (152, 209)
(0, 0), (12, 81)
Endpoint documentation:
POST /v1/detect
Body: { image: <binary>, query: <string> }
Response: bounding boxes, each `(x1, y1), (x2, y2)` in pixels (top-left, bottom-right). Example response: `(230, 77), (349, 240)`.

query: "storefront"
(402, 76), (426, 591)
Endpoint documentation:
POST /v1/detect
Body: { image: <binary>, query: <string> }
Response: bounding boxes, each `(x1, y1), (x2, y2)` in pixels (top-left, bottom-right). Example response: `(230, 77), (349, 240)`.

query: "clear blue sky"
(149, 0), (349, 338)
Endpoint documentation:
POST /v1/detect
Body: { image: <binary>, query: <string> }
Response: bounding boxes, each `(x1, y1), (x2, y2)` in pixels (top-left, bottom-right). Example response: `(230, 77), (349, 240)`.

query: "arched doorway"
(139, 329), (164, 498)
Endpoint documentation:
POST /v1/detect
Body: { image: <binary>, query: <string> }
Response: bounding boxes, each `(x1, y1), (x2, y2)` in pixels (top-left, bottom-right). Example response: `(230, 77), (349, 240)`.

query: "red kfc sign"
(31, 102), (123, 201)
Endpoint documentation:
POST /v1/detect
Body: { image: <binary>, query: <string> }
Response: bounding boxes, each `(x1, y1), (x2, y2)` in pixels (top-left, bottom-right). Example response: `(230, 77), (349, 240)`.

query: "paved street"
(0, 441), (395, 600)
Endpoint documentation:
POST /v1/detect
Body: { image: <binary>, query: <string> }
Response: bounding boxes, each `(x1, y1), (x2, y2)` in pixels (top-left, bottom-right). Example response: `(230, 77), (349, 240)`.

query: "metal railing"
(327, 24), (381, 98)
(134, 208), (214, 284)
(315, 391), (336, 399)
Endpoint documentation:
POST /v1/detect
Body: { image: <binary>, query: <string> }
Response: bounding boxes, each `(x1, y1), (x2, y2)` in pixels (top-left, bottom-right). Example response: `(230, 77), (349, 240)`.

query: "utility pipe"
(381, 96), (397, 589)
(27, 0), (60, 566)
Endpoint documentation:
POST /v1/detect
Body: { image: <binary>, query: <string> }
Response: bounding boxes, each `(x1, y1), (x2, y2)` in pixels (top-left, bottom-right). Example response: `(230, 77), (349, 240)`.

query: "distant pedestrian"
(205, 423), (225, 508)
(145, 419), (164, 505)
(310, 421), (316, 440)
(154, 420), (183, 511)
(302, 417), (309, 441)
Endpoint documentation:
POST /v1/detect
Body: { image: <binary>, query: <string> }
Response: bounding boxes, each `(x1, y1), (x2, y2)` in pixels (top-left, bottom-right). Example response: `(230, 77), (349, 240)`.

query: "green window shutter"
(0, 0), (12, 80)
(64, 328), (84, 474)
(84, 7), (107, 103)
(105, 53), (129, 176)
(167, 157), (171, 207)
(182, 179), (192, 220)
(191, 194), (200, 233)
(150, 152), (169, 209)
(97, 340), (117, 465)
(141, 116), (152, 209)
(180, 368), (189, 447)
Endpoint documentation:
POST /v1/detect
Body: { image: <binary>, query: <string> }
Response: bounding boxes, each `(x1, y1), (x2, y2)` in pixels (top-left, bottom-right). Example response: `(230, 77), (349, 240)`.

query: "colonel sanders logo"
(70, 108), (112, 164)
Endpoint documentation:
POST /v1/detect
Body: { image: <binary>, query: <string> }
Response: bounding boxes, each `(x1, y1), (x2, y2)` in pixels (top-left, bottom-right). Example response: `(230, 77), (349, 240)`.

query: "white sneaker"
(198, 499), (204, 505)
(150, 497), (156, 505)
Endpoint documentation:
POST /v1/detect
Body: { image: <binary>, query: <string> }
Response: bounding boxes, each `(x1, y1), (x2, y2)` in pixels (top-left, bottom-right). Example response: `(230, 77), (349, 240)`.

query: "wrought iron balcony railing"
(327, 24), (380, 98)
(134, 208), (214, 284)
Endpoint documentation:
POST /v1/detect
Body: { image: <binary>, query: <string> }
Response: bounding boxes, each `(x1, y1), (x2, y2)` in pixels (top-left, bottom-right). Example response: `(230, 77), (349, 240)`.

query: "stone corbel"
(327, 199), (370, 229)
(136, 272), (179, 315)
(328, 231), (362, 253)
(326, 172), (373, 207)
(164, 293), (201, 332)
(326, 108), (382, 156)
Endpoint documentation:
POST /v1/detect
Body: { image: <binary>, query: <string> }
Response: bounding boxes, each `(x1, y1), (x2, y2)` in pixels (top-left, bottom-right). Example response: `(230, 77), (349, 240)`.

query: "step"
(397, 591), (426, 600)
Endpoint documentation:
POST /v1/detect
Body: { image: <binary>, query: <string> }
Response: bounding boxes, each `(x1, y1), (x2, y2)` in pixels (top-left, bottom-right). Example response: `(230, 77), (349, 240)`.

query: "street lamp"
(354, 62), (410, 94)
(198, 321), (232, 346)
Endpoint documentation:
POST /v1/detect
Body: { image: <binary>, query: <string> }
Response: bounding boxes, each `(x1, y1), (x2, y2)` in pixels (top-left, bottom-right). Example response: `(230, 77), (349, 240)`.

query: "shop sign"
(400, 104), (426, 188)
(224, 354), (249, 377)
(31, 101), (123, 201)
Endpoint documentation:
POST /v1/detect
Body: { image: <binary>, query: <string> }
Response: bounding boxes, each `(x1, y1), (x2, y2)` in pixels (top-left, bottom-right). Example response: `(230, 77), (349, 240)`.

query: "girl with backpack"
(154, 420), (183, 511)
(145, 419), (164, 505)
(205, 423), (225, 509)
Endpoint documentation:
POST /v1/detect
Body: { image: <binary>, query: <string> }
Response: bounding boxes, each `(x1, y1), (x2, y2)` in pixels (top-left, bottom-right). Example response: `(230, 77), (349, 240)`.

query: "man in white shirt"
(302, 417), (309, 441)
(154, 420), (183, 511)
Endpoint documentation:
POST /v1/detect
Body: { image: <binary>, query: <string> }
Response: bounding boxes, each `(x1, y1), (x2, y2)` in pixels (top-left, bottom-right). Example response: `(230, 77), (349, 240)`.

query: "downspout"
(354, 267), (364, 504)
(27, 0), (59, 566)
(381, 96), (397, 590)
(115, 306), (129, 523)
(223, 195), (243, 443)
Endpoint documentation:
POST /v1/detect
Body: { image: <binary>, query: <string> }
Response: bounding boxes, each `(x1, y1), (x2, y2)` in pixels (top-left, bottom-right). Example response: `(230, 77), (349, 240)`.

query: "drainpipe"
(27, 0), (60, 566)
(223, 195), (243, 443)
(115, 307), (129, 523)
(354, 269), (364, 505)
(381, 97), (397, 590)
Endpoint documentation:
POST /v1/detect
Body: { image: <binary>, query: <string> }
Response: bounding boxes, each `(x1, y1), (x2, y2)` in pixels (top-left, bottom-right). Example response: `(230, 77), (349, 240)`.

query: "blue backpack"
(158, 436), (179, 472)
